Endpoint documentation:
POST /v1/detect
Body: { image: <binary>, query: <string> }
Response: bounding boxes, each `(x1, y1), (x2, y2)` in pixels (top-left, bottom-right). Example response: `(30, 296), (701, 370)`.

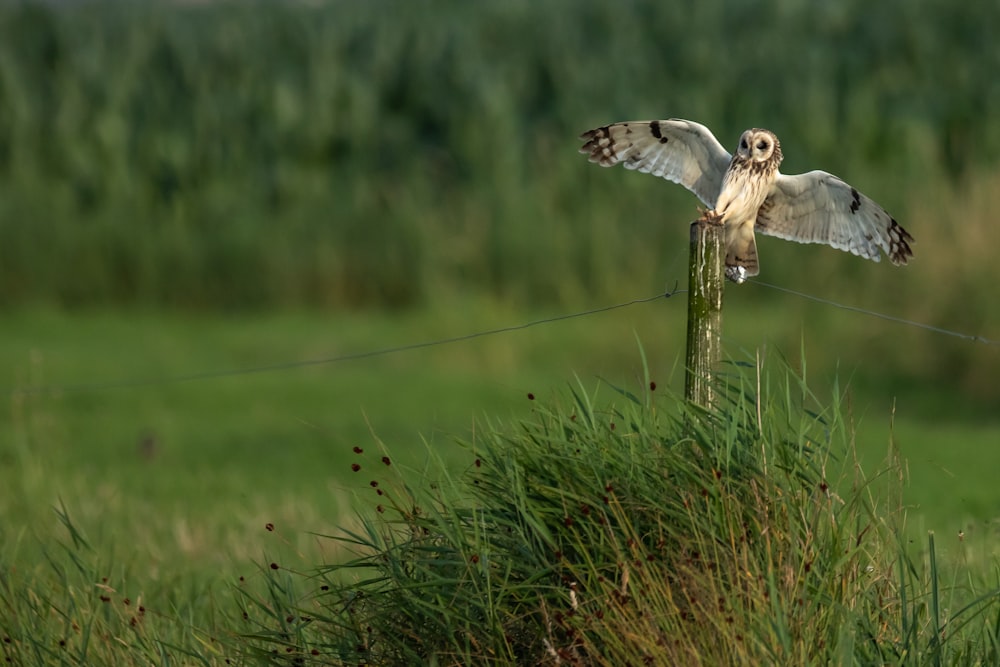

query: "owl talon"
(697, 208), (724, 226)
(725, 265), (749, 284)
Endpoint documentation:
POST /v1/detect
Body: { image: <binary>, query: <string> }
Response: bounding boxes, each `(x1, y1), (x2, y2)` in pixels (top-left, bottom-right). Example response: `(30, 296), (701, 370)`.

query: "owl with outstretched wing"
(579, 119), (913, 283)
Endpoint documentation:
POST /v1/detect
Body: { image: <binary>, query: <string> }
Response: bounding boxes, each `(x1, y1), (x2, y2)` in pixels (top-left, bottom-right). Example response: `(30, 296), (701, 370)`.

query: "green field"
(3, 306), (1000, 663)
(5, 302), (998, 566)
(2, 0), (1000, 663)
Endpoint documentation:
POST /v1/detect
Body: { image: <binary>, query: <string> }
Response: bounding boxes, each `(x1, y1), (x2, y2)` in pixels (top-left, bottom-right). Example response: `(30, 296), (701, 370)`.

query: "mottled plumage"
(579, 119), (913, 282)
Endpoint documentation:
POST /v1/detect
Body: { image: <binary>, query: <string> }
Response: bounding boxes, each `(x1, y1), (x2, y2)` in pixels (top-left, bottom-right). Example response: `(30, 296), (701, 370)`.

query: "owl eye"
(740, 139), (748, 149)
(756, 141), (769, 150)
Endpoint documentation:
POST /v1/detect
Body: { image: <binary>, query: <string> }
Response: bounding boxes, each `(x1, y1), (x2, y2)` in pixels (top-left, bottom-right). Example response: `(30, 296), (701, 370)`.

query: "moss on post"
(684, 216), (724, 407)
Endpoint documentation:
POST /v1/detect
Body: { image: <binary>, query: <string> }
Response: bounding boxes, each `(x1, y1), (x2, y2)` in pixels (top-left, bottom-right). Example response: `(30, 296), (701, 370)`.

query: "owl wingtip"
(889, 226), (914, 266)
(890, 251), (913, 266)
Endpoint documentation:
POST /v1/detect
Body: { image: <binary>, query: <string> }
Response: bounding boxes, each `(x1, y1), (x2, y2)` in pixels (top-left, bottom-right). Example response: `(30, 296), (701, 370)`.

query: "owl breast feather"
(714, 162), (772, 225)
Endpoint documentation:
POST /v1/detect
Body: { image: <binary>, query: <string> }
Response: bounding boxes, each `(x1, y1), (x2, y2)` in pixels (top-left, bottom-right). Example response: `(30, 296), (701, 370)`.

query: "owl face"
(735, 129), (782, 166)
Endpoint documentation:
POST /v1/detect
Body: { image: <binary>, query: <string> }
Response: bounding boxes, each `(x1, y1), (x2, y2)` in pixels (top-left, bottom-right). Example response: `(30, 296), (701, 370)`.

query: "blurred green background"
(1, 0), (999, 580)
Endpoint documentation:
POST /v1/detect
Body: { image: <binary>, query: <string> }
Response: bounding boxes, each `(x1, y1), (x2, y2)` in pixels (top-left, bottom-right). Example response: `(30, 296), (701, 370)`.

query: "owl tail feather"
(724, 223), (759, 284)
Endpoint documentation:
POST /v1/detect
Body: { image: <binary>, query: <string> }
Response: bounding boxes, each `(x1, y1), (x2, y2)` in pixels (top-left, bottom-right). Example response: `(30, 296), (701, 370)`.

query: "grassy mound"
(235, 361), (1000, 665)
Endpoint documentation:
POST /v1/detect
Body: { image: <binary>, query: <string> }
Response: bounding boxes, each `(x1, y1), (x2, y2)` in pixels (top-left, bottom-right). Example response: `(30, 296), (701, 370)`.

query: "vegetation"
(2, 0), (997, 399)
(1, 0), (999, 664)
(7, 355), (998, 664)
(0, 0), (997, 313)
(233, 361), (1000, 665)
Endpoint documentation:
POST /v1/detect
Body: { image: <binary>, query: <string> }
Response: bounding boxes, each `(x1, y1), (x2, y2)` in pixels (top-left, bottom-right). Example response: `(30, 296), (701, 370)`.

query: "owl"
(579, 119), (913, 283)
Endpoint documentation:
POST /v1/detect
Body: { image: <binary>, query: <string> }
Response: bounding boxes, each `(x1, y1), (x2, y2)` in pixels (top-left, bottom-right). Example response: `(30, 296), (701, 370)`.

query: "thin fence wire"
(6, 279), (998, 397)
(7, 291), (680, 396)
(750, 280), (1000, 345)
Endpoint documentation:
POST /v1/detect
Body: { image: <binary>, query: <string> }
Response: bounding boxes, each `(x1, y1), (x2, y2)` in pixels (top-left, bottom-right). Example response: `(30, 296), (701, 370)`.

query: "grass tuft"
(0, 504), (226, 666)
(234, 359), (1000, 665)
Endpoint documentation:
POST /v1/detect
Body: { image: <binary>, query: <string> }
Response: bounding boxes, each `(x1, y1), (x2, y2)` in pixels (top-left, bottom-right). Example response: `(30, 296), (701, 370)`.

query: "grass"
(229, 357), (1000, 665)
(1, 0), (999, 661)
(3, 303), (998, 539)
(2, 308), (999, 664)
(1, 502), (224, 666)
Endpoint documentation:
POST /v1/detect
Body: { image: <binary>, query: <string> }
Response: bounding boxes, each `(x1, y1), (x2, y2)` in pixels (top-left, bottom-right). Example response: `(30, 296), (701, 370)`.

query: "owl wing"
(579, 119), (732, 207)
(756, 171), (913, 265)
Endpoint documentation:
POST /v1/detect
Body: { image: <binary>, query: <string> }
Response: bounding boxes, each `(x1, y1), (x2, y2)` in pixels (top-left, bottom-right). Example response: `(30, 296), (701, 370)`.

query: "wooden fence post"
(684, 216), (724, 408)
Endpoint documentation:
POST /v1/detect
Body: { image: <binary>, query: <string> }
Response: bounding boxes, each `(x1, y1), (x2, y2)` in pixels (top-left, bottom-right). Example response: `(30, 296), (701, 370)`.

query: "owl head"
(736, 128), (782, 167)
